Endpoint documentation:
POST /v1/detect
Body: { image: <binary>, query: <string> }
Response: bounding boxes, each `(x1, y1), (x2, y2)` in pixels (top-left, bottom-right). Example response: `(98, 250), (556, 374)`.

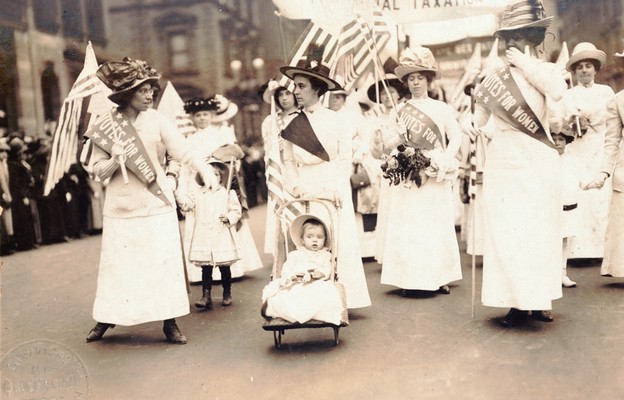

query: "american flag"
(43, 42), (109, 196)
(265, 103), (304, 223)
(331, 10), (391, 92)
(277, 22), (339, 92)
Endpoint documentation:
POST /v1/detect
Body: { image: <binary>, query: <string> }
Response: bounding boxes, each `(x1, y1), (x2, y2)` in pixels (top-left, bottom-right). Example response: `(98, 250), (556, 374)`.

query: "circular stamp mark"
(1, 339), (89, 400)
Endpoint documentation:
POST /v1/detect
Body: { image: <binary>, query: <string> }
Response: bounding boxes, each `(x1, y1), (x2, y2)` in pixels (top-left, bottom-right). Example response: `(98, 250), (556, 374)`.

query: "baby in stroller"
(261, 214), (344, 325)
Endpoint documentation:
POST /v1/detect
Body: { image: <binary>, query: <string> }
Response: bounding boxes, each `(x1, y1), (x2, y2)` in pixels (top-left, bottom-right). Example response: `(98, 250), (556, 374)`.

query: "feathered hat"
(183, 94), (238, 123)
(96, 57), (162, 105)
(279, 44), (342, 91)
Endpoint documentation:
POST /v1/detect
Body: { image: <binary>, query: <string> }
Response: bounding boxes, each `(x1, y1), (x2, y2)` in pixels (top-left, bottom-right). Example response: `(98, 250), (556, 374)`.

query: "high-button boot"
(163, 319), (187, 344)
(86, 322), (115, 342)
(195, 266), (213, 309)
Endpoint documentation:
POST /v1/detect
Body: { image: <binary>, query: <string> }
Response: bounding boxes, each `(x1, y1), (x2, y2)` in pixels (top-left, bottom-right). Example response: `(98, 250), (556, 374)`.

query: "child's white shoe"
(562, 276), (577, 287)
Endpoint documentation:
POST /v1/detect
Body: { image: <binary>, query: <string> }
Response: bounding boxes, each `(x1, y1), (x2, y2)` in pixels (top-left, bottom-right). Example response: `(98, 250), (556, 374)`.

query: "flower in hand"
(380, 144), (431, 187)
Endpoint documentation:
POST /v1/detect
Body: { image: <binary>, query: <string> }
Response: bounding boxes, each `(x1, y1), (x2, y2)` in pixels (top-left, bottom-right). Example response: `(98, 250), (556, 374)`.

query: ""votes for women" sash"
(85, 109), (170, 205)
(475, 65), (555, 150)
(397, 102), (444, 150)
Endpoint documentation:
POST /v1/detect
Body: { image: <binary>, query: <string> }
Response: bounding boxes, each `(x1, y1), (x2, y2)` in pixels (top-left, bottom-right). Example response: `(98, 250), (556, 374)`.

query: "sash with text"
(397, 102), (444, 150)
(475, 65), (555, 150)
(85, 110), (170, 205)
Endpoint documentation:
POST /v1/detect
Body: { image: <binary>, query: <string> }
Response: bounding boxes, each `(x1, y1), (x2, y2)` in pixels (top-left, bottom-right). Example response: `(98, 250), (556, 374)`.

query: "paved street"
(1, 204), (623, 400)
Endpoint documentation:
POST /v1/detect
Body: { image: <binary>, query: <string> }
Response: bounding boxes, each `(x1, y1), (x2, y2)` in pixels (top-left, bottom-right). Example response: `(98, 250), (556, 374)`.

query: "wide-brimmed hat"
(394, 47), (440, 81)
(184, 94), (238, 123)
(96, 57), (162, 105)
(566, 42), (606, 71)
(279, 45), (342, 91)
(495, 0), (553, 37)
(195, 157), (231, 186)
(289, 214), (331, 249)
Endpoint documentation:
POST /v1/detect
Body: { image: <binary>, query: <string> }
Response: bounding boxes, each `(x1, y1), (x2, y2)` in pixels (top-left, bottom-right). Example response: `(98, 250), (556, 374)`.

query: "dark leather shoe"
(438, 285), (451, 294)
(501, 308), (528, 328)
(531, 310), (554, 322)
(222, 293), (232, 306)
(86, 322), (115, 342)
(163, 320), (187, 344)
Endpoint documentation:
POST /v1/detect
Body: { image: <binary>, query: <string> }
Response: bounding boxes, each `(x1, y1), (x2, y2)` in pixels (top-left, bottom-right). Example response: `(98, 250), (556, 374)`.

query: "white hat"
(566, 42), (606, 71)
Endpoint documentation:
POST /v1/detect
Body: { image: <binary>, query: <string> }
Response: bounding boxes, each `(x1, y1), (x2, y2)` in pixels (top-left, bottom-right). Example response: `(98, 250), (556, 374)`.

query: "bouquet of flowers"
(380, 144), (431, 188)
(568, 112), (590, 138)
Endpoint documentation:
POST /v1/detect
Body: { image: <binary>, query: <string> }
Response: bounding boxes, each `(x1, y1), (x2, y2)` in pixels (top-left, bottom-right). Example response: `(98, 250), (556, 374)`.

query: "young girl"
(188, 159), (241, 309)
(553, 129), (589, 287)
(261, 216), (344, 325)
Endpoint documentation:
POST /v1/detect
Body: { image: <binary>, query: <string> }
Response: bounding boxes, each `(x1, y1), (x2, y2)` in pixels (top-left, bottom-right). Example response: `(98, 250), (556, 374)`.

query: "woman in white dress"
(83, 58), (218, 344)
(279, 51), (371, 309)
(562, 42), (615, 259)
(176, 96), (263, 284)
(465, 0), (567, 327)
(369, 63), (407, 263)
(587, 49), (624, 278)
(378, 47), (463, 295)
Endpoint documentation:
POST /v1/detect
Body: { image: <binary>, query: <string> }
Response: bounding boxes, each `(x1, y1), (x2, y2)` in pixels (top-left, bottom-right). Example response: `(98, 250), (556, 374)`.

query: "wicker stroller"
(261, 198), (349, 349)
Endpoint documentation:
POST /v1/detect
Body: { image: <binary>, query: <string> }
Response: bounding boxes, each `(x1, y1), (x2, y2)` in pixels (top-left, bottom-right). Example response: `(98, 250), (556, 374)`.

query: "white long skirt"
(481, 131), (562, 310)
(381, 179), (462, 290)
(92, 210), (190, 326)
(601, 191), (624, 277)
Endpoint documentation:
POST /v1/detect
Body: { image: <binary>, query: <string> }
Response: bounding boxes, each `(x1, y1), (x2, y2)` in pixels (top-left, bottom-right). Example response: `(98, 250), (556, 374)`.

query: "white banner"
(272, 0), (508, 24)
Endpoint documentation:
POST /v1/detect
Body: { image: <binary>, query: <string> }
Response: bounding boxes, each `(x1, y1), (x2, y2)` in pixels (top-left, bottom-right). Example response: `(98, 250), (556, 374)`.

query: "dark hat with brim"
(367, 73), (406, 102)
(184, 95), (238, 123)
(566, 42), (606, 71)
(96, 58), (162, 105)
(494, 0), (553, 37)
(280, 59), (342, 91)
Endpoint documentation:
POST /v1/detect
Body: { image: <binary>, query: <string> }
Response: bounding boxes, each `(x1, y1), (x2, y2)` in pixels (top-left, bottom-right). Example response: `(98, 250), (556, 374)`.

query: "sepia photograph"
(1, 0), (623, 399)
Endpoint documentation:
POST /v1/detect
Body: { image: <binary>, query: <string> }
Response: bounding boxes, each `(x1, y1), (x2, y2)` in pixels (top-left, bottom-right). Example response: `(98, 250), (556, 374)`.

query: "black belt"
(563, 204), (578, 211)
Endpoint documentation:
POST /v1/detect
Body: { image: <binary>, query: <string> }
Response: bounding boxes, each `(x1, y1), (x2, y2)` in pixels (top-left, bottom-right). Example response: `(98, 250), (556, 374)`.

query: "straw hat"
(494, 0), (553, 37)
(566, 42), (606, 71)
(394, 47), (440, 81)
(96, 57), (162, 105)
(279, 44), (342, 91)
(289, 214), (331, 249)
(183, 94), (238, 123)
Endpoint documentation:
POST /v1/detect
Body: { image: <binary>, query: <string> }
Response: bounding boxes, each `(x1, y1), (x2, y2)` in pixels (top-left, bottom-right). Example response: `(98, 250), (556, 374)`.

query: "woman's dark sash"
(397, 102), (444, 150)
(475, 65), (556, 150)
(84, 110), (170, 205)
(281, 111), (330, 162)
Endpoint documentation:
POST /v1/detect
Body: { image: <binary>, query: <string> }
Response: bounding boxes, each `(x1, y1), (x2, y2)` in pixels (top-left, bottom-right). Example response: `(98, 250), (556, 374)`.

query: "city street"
(1, 204), (623, 400)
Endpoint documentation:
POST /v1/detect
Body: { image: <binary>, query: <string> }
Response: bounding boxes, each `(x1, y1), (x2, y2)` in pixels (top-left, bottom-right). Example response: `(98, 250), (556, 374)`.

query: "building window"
(60, 0), (84, 39)
(169, 32), (189, 71)
(33, 0), (59, 33)
(85, 0), (105, 43)
(41, 62), (61, 122)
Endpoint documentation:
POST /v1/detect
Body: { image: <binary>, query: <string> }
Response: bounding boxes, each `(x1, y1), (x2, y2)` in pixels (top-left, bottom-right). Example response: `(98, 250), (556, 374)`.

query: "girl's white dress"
(177, 124), (263, 282)
(478, 58), (565, 310)
(189, 186), (241, 266)
(562, 83), (615, 258)
(262, 248), (343, 324)
(560, 150), (584, 240)
(380, 98), (463, 290)
(282, 102), (371, 309)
